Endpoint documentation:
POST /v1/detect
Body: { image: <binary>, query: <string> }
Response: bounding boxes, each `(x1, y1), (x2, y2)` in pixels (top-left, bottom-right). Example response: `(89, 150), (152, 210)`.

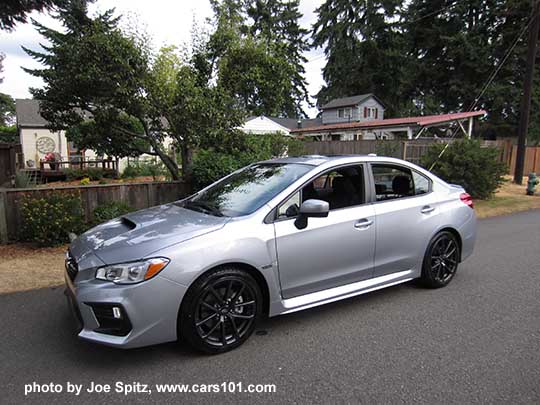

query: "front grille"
(65, 250), (78, 282)
(88, 303), (132, 336)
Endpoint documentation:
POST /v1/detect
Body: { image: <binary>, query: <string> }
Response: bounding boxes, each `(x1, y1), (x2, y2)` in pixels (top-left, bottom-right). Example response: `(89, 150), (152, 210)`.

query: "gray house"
(321, 94), (385, 126)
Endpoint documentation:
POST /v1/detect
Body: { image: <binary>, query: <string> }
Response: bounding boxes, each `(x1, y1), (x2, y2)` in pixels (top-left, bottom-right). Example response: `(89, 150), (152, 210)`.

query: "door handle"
(354, 219), (373, 229)
(421, 205), (435, 214)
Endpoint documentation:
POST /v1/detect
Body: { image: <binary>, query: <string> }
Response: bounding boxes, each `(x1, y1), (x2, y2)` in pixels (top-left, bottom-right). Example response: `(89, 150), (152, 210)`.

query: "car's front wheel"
(420, 231), (460, 288)
(179, 267), (262, 354)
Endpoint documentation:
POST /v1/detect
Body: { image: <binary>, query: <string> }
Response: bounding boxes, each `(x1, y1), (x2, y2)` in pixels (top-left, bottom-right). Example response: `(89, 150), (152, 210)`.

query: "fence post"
(0, 190), (8, 244)
(402, 141), (408, 160)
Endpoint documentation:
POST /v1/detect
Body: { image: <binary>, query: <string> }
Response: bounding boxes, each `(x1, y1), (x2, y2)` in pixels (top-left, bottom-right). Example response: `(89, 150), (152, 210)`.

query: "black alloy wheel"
(180, 268), (262, 354)
(421, 231), (460, 288)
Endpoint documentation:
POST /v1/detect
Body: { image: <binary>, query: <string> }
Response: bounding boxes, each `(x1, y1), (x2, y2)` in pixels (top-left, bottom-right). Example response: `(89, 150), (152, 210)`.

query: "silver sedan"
(65, 155), (476, 353)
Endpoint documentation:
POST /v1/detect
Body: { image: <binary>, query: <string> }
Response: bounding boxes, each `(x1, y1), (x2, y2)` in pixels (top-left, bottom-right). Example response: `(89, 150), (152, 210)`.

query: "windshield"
(182, 163), (312, 217)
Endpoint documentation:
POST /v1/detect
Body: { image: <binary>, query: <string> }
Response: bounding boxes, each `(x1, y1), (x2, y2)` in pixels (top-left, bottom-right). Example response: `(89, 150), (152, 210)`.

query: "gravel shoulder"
(0, 244), (67, 294)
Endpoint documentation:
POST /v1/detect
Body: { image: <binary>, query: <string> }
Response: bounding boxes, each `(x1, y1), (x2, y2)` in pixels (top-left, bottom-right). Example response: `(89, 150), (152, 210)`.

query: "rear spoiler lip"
(448, 183), (465, 190)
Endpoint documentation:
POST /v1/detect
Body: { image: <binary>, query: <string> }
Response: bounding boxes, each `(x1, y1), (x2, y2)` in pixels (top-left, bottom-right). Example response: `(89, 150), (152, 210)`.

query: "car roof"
(260, 154), (407, 167)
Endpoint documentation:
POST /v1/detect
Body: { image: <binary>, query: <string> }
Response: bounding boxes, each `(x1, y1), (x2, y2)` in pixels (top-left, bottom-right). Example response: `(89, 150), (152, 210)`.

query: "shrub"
(20, 193), (85, 246)
(92, 201), (134, 225)
(80, 177), (91, 185)
(121, 160), (166, 180)
(85, 167), (105, 180)
(420, 139), (507, 199)
(192, 133), (304, 189)
(65, 167), (106, 181)
(121, 164), (140, 179)
(192, 150), (242, 190)
(14, 171), (36, 188)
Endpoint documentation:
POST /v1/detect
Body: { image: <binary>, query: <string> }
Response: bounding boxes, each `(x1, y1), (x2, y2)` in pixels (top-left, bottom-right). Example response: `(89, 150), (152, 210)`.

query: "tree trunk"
(137, 118), (180, 181)
(160, 152), (180, 181)
(181, 144), (193, 191)
(146, 140), (180, 181)
(115, 156), (120, 178)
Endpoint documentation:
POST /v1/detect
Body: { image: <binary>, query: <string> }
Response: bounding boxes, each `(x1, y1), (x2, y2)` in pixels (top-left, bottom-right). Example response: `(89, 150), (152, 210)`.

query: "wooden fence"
(496, 140), (540, 174)
(301, 139), (540, 171)
(0, 143), (23, 187)
(0, 181), (189, 243)
(301, 139), (446, 165)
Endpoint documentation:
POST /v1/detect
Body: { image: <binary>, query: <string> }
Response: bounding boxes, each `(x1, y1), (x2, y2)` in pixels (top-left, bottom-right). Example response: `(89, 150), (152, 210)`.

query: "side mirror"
(294, 199), (329, 230)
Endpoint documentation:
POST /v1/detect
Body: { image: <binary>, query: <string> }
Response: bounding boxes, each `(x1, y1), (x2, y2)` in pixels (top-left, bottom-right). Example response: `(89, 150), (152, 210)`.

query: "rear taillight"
(460, 192), (474, 209)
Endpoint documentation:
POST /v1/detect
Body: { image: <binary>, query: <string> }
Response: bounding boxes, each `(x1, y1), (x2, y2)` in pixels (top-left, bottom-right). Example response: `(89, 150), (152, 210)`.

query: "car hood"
(70, 203), (230, 264)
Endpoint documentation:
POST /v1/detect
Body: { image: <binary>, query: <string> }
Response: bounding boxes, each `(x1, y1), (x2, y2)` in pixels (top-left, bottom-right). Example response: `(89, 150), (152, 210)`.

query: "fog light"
(112, 307), (122, 319)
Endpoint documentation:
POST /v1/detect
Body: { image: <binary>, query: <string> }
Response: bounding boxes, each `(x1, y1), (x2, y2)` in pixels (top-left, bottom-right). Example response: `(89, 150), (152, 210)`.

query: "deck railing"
(39, 156), (117, 172)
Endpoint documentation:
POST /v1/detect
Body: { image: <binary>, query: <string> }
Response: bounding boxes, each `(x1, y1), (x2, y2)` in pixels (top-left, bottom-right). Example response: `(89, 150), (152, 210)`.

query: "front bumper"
(65, 269), (187, 349)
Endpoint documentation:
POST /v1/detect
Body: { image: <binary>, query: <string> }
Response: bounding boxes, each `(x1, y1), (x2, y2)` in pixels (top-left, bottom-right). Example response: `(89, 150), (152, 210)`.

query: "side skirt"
(275, 270), (414, 315)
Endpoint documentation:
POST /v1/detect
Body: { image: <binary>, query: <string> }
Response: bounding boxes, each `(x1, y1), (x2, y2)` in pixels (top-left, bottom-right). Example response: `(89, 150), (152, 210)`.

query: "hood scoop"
(120, 216), (137, 231)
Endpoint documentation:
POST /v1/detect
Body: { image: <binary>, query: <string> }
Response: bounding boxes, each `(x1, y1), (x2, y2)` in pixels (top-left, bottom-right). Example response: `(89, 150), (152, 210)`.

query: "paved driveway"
(1, 210), (539, 404)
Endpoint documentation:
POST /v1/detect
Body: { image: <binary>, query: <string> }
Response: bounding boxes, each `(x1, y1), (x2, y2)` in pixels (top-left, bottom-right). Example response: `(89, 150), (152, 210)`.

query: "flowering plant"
(44, 152), (56, 162)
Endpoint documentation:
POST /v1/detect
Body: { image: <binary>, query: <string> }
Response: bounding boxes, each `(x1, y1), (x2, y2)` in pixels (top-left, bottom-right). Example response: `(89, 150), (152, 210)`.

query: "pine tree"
(247, 0), (311, 116)
(404, 0), (532, 136)
(312, 0), (407, 115)
(0, 0), (71, 31)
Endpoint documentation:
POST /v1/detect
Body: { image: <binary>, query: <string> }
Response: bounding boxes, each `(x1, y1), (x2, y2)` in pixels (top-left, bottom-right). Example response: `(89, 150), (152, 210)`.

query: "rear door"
(273, 164), (376, 299)
(369, 163), (441, 277)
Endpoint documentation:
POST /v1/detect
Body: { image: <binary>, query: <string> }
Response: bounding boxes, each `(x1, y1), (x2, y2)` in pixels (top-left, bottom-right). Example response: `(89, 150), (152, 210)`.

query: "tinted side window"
(276, 164), (365, 219)
(372, 164), (413, 201)
(413, 171), (430, 195)
(305, 165), (365, 210)
(277, 191), (300, 219)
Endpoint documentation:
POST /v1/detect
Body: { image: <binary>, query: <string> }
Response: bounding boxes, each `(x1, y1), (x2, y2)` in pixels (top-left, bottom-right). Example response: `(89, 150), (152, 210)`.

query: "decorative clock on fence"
(36, 136), (56, 154)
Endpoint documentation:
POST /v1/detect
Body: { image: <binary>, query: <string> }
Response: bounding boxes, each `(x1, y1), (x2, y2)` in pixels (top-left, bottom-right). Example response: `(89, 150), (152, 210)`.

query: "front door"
(273, 164), (376, 299)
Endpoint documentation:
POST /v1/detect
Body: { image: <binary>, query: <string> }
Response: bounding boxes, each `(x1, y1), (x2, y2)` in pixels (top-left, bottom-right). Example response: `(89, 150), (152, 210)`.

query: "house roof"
(320, 94), (385, 110)
(247, 116), (324, 130)
(291, 110), (487, 134)
(266, 117), (299, 130)
(15, 99), (48, 127)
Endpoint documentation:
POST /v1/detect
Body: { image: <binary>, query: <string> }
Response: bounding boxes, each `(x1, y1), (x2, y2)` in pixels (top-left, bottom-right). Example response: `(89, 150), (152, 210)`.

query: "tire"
(420, 231), (460, 288)
(179, 267), (262, 354)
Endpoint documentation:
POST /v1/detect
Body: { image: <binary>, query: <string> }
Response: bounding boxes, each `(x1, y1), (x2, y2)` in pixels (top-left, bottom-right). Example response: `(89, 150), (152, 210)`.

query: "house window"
(338, 108), (352, 119)
(364, 107), (378, 119)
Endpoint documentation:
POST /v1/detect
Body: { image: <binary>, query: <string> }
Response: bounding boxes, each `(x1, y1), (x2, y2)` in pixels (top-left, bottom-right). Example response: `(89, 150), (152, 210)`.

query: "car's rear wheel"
(179, 267), (262, 354)
(420, 231), (460, 288)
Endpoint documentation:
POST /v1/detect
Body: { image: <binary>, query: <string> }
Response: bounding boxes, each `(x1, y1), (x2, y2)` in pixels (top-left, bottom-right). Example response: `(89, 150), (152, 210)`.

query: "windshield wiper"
(184, 200), (224, 217)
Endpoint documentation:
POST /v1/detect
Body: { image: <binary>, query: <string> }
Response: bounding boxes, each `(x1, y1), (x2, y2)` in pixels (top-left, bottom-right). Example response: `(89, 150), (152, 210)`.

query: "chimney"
(297, 119), (302, 129)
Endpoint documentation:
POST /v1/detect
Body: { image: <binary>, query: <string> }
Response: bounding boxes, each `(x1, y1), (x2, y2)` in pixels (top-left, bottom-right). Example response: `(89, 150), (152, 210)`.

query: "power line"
(306, 2), (461, 65)
(406, 1), (460, 25)
(305, 53), (325, 64)
(429, 12), (535, 170)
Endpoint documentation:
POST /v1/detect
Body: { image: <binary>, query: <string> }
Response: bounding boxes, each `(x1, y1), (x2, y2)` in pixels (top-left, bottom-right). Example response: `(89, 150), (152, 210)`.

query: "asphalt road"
(1, 210), (539, 404)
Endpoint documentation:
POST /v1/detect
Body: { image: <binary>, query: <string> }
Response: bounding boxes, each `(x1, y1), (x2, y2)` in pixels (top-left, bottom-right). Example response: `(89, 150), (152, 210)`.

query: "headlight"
(95, 258), (170, 284)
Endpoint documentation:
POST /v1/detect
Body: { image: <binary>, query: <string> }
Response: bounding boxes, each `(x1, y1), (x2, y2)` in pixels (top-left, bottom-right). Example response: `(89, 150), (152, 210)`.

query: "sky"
(0, 0), (327, 118)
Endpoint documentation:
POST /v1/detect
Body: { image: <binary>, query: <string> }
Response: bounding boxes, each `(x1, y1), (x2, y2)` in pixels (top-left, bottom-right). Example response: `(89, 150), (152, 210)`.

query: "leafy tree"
(0, 0), (70, 31)
(0, 92), (15, 126)
(0, 92), (17, 143)
(218, 37), (296, 117)
(22, 1), (179, 173)
(24, 1), (244, 186)
(148, 45), (245, 184)
(312, 0), (407, 115)
(65, 114), (149, 158)
(208, 0), (309, 118)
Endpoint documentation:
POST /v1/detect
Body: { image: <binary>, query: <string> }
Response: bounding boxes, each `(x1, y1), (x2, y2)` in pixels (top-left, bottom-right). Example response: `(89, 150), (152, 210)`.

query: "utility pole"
(515, 0), (540, 184)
